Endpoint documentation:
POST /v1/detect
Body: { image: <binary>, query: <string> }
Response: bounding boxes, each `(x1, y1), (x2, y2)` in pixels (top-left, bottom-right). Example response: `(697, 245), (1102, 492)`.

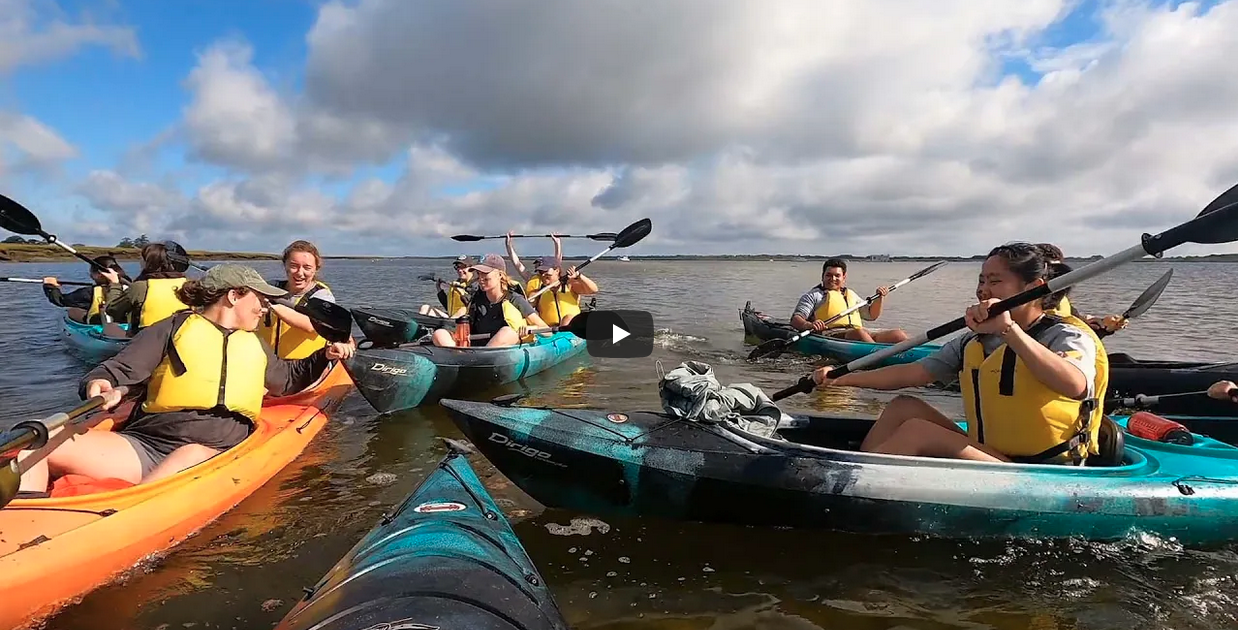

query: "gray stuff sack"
(657, 360), (790, 439)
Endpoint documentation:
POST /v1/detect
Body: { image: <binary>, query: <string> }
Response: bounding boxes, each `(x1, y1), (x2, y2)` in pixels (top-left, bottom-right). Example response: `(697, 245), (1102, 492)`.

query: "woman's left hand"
(965, 298), (1015, 336)
(325, 338), (356, 360)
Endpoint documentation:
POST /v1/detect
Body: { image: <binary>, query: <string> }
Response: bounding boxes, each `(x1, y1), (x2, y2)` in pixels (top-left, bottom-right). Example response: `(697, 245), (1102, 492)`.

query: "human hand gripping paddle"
(526, 218), (652, 301)
(163, 243), (356, 345)
(747, 261), (949, 361)
(451, 231), (619, 242)
(0, 386), (130, 507)
(770, 182), (1238, 402)
(0, 193), (133, 284)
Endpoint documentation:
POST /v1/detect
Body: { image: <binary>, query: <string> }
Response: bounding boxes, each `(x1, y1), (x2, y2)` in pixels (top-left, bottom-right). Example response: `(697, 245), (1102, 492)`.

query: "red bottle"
(452, 321), (472, 348)
(1125, 411), (1194, 445)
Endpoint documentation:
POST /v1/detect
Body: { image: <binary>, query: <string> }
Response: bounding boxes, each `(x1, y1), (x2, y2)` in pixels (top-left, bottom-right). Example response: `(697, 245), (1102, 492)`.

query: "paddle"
(451, 232), (619, 242)
(527, 218), (652, 301)
(1108, 390), (1214, 408)
(747, 261), (949, 361)
(162, 240), (210, 272)
(0, 193), (133, 283)
(1121, 269), (1173, 320)
(1, 277), (94, 287)
(0, 387), (130, 507)
(771, 183), (1238, 402)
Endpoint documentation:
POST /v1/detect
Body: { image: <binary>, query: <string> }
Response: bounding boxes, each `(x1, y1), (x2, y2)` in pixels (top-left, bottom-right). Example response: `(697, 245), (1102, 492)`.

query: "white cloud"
(0, 112), (78, 175)
(69, 0), (1238, 257)
(0, 0), (139, 75)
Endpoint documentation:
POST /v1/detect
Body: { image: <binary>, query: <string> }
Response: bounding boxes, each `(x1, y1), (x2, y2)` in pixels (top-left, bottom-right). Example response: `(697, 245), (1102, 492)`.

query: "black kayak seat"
(1086, 416), (1126, 467)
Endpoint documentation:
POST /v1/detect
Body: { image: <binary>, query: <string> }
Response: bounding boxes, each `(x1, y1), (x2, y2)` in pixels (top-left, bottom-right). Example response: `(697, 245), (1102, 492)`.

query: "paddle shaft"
(771, 241), (1163, 401)
(1, 277), (94, 286)
(760, 261), (947, 357)
(453, 232), (618, 241)
(0, 388), (128, 462)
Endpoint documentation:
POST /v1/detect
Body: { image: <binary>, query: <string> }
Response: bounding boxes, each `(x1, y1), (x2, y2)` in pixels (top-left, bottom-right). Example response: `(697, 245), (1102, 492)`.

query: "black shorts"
(118, 432), (172, 477)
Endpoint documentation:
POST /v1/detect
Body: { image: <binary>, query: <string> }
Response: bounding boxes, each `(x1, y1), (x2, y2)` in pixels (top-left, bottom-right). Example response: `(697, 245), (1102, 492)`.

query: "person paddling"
(14, 264), (356, 495)
(42, 255), (125, 324)
(790, 258), (910, 344)
(257, 240), (337, 359)
(530, 256), (597, 327)
(419, 255), (479, 319)
(431, 254), (551, 348)
(811, 243), (1107, 465)
(101, 242), (190, 333)
(1035, 244), (1127, 337)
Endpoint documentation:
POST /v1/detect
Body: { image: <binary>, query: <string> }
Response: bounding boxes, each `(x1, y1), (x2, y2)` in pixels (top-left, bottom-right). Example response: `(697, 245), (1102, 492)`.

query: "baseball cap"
(453, 255), (478, 268)
(468, 253), (508, 274)
(200, 264), (287, 297)
(534, 256), (562, 270)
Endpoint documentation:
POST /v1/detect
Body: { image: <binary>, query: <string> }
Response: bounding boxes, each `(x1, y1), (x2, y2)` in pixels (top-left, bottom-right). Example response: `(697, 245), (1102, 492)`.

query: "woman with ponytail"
(810, 243), (1108, 465)
(15, 264), (355, 495)
(1034, 243), (1128, 337)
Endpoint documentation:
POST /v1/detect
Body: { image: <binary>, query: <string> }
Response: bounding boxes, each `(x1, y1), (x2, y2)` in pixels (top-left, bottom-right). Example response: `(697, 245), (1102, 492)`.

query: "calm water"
(2, 258), (1236, 630)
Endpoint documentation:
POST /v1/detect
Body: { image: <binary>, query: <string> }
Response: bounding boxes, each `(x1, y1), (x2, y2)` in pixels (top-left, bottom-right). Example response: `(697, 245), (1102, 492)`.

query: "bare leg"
(421, 306), (451, 317)
(861, 394), (961, 452)
(18, 431), (143, 492)
(431, 329), (457, 347)
(142, 444), (220, 483)
(558, 313), (575, 327)
(843, 328), (877, 343)
(871, 329), (910, 343)
(485, 327), (521, 347)
(871, 418), (1009, 462)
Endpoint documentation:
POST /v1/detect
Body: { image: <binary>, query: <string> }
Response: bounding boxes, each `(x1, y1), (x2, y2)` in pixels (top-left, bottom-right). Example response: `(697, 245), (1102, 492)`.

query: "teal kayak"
(277, 445), (568, 630)
(443, 398), (1238, 545)
(345, 332), (587, 413)
(60, 314), (128, 359)
(740, 302), (941, 366)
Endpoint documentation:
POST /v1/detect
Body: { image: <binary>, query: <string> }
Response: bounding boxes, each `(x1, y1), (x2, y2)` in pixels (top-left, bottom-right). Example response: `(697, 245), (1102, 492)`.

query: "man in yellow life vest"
(811, 243), (1107, 465)
(420, 255), (480, 319)
(530, 256), (598, 326)
(16, 264), (357, 493)
(258, 240), (336, 359)
(505, 230), (563, 295)
(41, 255), (125, 324)
(101, 242), (190, 332)
(789, 258), (910, 344)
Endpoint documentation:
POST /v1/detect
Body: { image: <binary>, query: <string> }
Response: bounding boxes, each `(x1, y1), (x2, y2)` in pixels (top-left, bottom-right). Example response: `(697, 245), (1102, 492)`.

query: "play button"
(584, 310), (654, 358)
(612, 324), (630, 344)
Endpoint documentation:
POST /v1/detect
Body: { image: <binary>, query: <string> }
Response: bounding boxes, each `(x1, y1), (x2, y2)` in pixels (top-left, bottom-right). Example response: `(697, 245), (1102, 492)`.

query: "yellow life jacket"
(138, 277), (190, 328)
(258, 281), (329, 359)
(526, 276), (543, 294)
(507, 278), (527, 297)
(959, 314), (1108, 464)
(446, 280), (472, 316)
(811, 287), (864, 329)
(87, 286), (105, 322)
(536, 285), (581, 326)
(143, 313), (269, 421)
(1046, 294), (1073, 319)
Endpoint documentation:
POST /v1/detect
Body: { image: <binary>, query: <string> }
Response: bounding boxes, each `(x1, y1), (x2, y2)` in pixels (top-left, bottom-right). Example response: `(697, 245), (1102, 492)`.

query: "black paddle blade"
(560, 311), (593, 338)
(908, 260), (949, 281)
(747, 338), (790, 361)
(0, 461), (17, 508)
(294, 296), (354, 343)
(417, 274), (438, 281)
(1146, 183), (1238, 251)
(1124, 269), (1173, 319)
(588, 232), (619, 241)
(0, 193), (43, 236)
(613, 218), (652, 248)
(450, 234), (486, 242)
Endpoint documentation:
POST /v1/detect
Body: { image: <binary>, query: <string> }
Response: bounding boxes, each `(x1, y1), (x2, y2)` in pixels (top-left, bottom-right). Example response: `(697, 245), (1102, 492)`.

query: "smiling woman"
(257, 240), (337, 359)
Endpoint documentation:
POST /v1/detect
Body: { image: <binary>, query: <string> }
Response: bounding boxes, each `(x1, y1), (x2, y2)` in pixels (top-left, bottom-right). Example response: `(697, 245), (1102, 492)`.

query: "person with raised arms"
(41, 254), (126, 324)
(506, 230), (562, 294)
(257, 240), (337, 359)
(101, 242), (190, 332)
(810, 243), (1108, 465)
(14, 264), (356, 495)
(790, 258), (910, 344)
(431, 254), (551, 348)
(530, 256), (598, 327)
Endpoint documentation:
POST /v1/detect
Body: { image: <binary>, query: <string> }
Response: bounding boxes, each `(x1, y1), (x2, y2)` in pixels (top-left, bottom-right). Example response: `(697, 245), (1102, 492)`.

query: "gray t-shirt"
(793, 286), (872, 322)
(919, 320), (1098, 399)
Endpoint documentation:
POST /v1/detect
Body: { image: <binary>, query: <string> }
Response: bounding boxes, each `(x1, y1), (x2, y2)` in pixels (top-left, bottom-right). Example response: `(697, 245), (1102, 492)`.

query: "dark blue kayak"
(276, 445), (568, 630)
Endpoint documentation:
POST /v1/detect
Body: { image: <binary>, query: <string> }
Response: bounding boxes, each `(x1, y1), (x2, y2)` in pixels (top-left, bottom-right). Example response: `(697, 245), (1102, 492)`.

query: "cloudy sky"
(2, 0), (1237, 258)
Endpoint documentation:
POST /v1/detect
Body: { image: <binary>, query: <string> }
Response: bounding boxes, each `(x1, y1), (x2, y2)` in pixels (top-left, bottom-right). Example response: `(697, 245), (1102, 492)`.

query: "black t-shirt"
(469, 293), (536, 336)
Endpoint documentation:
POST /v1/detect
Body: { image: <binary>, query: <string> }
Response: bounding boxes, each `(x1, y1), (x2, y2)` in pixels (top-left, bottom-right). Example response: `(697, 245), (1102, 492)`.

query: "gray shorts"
(118, 433), (165, 477)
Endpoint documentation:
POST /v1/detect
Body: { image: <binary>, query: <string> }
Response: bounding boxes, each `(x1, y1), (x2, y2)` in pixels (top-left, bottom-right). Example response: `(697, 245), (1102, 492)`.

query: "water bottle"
(1126, 411), (1194, 445)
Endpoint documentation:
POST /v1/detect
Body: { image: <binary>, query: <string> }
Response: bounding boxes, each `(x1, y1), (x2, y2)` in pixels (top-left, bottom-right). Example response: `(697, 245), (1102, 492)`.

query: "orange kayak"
(0, 362), (354, 630)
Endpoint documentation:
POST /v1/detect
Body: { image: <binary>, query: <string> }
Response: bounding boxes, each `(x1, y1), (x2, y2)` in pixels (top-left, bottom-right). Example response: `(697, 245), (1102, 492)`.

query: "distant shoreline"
(3, 244), (1232, 264)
